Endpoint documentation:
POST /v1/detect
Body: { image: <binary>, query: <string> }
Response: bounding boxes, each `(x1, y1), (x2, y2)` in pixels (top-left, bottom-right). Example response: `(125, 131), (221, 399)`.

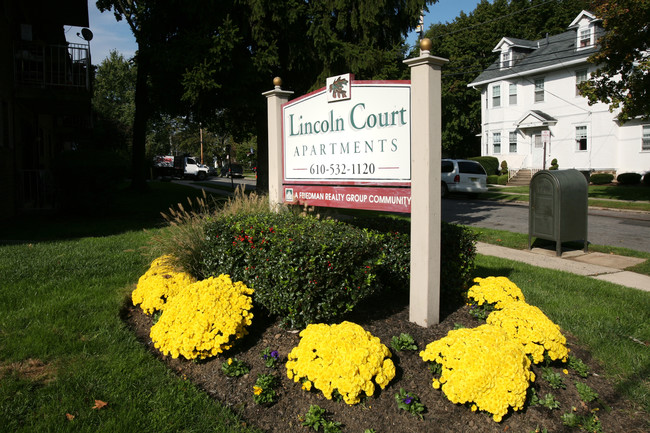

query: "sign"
(284, 185), (411, 213)
(282, 77), (411, 211)
(542, 129), (550, 145)
(282, 79), (411, 186)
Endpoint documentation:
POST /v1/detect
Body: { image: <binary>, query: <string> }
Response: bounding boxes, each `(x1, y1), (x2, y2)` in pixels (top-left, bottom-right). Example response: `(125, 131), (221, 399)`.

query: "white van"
(441, 159), (488, 198)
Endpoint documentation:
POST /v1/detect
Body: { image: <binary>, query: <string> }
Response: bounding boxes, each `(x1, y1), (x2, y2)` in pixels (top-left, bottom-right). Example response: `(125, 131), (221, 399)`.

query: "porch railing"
(14, 42), (90, 91)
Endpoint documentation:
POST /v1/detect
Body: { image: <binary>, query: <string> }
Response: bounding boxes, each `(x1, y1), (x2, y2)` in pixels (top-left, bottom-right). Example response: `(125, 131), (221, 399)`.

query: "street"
(441, 197), (650, 253)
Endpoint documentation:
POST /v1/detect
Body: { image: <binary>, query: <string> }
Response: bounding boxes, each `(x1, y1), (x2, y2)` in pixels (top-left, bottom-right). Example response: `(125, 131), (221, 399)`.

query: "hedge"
(616, 172), (641, 185)
(469, 156), (499, 175)
(198, 213), (476, 328)
(590, 173), (614, 185)
(497, 174), (508, 185)
(487, 175), (499, 185)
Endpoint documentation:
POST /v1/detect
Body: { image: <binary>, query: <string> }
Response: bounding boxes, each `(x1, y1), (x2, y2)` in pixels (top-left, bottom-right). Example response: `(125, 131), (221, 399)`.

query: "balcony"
(14, 42), (90, 91)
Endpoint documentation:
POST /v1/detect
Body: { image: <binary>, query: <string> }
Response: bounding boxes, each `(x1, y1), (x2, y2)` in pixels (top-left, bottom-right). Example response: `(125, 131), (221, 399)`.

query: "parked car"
(221, 163), (244, 178)
(441, 159), (488, 198)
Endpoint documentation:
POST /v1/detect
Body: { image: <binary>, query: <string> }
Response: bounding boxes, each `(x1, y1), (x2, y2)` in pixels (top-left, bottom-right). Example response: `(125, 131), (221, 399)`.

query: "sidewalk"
(476, 242), (650, 292)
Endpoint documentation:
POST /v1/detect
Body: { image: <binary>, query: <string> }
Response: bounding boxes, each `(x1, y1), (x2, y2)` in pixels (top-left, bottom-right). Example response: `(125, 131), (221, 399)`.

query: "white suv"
(441, 159), (488, 198)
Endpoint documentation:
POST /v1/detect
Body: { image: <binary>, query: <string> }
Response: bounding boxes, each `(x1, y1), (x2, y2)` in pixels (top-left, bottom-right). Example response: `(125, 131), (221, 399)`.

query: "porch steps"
(507, 169), (534, 186)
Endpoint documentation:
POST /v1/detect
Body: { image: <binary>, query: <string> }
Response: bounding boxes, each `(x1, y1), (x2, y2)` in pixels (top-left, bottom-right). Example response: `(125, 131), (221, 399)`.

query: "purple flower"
(403, 396), (413, 405)
(271, 350), (279, 359)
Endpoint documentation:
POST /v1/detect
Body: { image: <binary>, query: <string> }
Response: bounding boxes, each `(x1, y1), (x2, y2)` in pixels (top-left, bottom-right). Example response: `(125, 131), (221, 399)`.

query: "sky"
(65, 0), (483, 65)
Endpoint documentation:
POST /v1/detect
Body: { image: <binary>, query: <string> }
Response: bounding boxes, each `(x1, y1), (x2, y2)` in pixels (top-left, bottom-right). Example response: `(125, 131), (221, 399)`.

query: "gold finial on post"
(273, 77), (283, 88)
(420, 38), (432, 53)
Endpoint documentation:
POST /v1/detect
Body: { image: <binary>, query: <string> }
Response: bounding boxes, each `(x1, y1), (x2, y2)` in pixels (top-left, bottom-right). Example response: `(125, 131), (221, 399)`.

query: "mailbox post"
(528, 169), (588, 256)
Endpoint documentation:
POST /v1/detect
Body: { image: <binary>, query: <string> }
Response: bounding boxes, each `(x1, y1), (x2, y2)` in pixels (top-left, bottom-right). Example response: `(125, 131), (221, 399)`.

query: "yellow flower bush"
(420, 324), (535, 422)
(286, 321), (395, 405)
(150, 274), (254, 360)
(486, 301), (569, 363)
(466, 276), (525, 309)
(132, 255), (195, 314)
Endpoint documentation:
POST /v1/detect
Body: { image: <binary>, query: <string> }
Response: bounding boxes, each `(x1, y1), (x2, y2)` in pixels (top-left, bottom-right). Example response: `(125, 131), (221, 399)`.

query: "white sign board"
(283, 80), (411, 185)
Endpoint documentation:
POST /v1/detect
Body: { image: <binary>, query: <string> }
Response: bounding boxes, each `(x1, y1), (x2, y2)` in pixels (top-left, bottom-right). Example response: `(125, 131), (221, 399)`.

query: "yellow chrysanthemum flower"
(486, 301), (568, 363)
(467, 276), (525, 309)
(286, 321), (394, 405)
(150, 274), (253, 360)
(132, 255), (195, 314)
(421, 324), (534, 422)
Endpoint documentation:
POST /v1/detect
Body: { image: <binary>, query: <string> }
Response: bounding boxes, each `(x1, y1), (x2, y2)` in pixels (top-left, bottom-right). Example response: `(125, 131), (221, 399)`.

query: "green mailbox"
(528, 169), (588, 256)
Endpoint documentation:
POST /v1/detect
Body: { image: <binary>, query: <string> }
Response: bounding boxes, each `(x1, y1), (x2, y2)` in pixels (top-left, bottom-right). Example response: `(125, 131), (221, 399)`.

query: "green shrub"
(550, 158), (559, 170)
(500, 160), (508, 175)
(469, 156), (499, 175)
(198, 213), (476, 328)
(487, 175), (499, 184)
(348, 217), (477, 310)
(643, 172), (650, 186)
(497, 174), (508, 185)
(589, 173), (614, 185)
(616, 172), (641, 185)
(200, 212), (398, 328)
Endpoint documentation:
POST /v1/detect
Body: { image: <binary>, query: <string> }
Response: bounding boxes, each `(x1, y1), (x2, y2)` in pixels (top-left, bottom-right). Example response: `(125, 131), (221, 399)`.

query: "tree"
(422, 0), (588, 157)
(579, 0), (650, 122)
(179, 0), (432, 191)
(96, 1), (201, 189)
(92, 50), (136, 152)
(97, 1), (433, 191)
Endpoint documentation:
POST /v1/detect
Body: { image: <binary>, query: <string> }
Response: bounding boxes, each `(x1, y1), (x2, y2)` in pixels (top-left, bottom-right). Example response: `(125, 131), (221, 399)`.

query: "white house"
(468, 10), (650, 178)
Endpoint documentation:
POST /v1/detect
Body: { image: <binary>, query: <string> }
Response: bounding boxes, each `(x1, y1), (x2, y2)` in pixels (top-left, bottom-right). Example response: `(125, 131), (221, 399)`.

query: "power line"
(429, 0), (560, 40)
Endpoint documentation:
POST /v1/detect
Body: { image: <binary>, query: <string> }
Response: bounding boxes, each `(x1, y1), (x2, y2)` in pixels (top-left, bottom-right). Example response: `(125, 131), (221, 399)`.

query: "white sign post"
(263, 77), (294, 210)
(404, 40), (448, 327)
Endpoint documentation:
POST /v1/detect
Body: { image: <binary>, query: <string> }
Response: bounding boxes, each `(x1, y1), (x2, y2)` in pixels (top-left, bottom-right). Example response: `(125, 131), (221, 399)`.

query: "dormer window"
(501, 51), (511, 69)
(569, 11), (600, 50)
(579, 27), (592, 48)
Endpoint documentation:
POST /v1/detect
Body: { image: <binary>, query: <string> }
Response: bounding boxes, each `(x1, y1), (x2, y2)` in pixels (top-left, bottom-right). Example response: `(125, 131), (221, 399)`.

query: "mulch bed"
(124, 290), (649, 433)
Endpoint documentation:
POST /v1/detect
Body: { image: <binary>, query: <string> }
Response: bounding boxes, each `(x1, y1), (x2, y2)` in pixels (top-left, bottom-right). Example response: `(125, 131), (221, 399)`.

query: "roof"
(493, 37), (538, 52)
(516, 110), (558, 129)
(469, 26), (604, 87)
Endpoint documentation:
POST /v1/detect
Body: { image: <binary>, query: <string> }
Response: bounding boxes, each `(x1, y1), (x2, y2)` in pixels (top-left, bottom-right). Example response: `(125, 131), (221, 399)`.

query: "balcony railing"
(14, 42), (90, 90)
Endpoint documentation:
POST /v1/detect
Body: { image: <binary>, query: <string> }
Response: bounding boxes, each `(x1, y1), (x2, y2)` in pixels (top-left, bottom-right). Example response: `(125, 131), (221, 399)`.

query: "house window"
(534, 78), (544, 102)
(492, 84), (501, 108)
(509, 131), (517, 153)
(575, 69), (588, 96)
(501, 51), (511, 69)
(576, 125), (588, 151)
(534, 134), (543, 148)
(493, 132), (501, 154)
(643, 125), (650, 151)
(579, 27), (592, 48)
(509, 83), (517, 105)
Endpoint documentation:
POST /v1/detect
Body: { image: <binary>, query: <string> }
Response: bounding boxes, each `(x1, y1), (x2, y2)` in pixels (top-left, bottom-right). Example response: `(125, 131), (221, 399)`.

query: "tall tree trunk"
(130, 50), (149, 191)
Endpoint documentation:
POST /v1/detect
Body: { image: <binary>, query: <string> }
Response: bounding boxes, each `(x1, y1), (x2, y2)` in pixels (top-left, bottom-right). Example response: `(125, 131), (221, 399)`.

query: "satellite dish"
(80, 28), (93, 42)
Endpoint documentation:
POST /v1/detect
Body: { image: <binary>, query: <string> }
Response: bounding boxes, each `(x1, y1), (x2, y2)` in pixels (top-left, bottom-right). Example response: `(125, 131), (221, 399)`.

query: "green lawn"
(1, 181), (648, 432)
(484, 184), (650, 211)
